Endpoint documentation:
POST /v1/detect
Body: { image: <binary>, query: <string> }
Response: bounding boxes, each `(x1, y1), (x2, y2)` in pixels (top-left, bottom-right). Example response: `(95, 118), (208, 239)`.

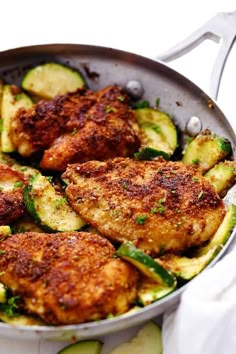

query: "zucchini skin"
(204, 161), (236, 197)
(57, 340), (103, 354)
(182, 129), (232, 173)
(135, 108), (177, 156)
(22, 62), (86, 100)
(1, 85), (33, 153)
(24, 174), (86, 232)
(116, 241), (176, 287)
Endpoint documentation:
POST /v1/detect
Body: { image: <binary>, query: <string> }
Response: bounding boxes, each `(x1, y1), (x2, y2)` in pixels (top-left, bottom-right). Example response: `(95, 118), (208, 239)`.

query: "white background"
(0, 0), (235, 353)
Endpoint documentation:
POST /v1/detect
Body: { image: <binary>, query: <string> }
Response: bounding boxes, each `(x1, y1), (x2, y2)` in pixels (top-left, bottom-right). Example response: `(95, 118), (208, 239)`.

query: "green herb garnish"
(71, 127), (77, 135)
(105, 105), (116, 113)
(134, 100), (150, 109)
(0, 295), (20, 317)
(135, 215), (148, 225)
(13, 181), (23, 189)
(117, 96), (124, 102)
(192, 158), (199, 165)
(198, 190), (203, 200)
(155, 97), (160, 107)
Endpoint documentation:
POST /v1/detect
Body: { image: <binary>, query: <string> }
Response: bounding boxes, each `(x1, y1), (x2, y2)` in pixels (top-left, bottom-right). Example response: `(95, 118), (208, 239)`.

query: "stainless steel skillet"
(0, 11), (235, 341)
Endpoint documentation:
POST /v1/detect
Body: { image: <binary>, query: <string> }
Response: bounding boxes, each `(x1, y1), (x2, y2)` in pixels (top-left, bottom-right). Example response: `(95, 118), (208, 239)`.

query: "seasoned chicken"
(0, 165), (26, 225)
(0, 231), (138, 325)
(11, 85), (140, 171)
(63, 158), (226, 255)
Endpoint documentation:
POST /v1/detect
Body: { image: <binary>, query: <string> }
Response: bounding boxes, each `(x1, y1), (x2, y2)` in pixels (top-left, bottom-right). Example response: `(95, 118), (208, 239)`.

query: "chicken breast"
(63, 158), (226, 255)
(11, 85), (140, 171)
(0, 165), (26, 225)
(0, 231), (138, 325)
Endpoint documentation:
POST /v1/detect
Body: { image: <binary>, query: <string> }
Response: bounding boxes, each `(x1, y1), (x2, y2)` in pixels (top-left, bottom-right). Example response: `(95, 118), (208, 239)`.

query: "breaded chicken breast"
(0, 165), (26, 224)
(63, 158), (226, 255)
(11, 85), (140, 171)
(0, 231), (138, 325)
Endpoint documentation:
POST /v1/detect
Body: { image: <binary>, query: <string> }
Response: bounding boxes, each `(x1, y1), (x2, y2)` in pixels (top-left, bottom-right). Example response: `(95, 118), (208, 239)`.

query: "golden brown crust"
(0, 231), (138, 325)
(11, 85), (140, 170)
(0, 165), (26, 225)
(63, 158), (226, 255)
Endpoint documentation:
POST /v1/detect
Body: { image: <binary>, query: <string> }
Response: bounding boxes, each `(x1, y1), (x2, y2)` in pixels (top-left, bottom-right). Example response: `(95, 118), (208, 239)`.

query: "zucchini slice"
(194, 204), (236, 256)
(138, 276), (176, 306)
(182, 129), (232, 173)
(156, 204), (236, 280)
(135, 108), (177, 156)
(24, 174), (86, 232)
(0, 284), (7, 304)
(1, 85), (33, 153)
(109, 321), (162, 354)
(204, 161), (236, 197)
(0, 225), (11, 238)
(57, 340), (103, 354)
(116, 242), (176, 287)
(0, 311), (44, 326)
(157, 245), (221, 281)
(22, 62), (86, 100)
(134, 147), (170, 161)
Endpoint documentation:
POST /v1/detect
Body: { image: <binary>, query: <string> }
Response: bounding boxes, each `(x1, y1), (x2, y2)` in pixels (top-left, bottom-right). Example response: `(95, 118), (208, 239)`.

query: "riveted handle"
(156, 11), (236, 100)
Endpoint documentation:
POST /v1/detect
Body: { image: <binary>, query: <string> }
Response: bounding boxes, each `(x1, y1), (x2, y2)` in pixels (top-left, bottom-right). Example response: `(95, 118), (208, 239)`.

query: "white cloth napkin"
(162, 246), (236, 354)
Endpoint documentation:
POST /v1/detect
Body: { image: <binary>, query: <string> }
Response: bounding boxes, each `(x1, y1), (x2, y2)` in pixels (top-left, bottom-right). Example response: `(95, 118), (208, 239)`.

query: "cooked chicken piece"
(10, 88), (97, 157)
(11, 85), (140, 171)
(63, 158), (226, 255)
(0, 231), (138, 325)
(0, 165), (26, 225)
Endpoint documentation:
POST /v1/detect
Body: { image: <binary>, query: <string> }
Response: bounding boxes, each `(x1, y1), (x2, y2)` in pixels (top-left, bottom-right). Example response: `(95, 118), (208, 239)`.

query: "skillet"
(0, 11), (235, 340)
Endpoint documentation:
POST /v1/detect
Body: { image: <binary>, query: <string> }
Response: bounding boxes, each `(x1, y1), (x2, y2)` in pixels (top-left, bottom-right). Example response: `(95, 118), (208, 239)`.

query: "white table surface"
(0, 0), (235, 353)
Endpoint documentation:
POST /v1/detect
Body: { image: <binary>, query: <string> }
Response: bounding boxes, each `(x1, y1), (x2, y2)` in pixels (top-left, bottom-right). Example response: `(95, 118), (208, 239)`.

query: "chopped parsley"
(192, 158), (199, 165)
(46, 176), (53, 183)
(117, 96), (124, 102)
(54, 197), (67, 209)
(198, 190), (203, 200)
(133, 100), (150, 109)
(120, 181), (129, 190)
(151, 124), (161, 133)
(13, 181), (23, 189)
(155, 97), (160, 107)
(192, 176), (199, 182)
(135, 215), (148, 225)
(105, 105), (116, 113)
(14, 94), (22, 101)
(0, 119), (2, 133)
(0, 295), (20, 317)
(71, 127), (77, 135)
(157, 198), (165, 214)
(0, 250), (5, 255)
(19, 166), (27, 172)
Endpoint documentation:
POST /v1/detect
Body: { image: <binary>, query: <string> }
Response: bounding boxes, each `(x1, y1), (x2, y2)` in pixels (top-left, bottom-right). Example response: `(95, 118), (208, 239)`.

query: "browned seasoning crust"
(0, 165), (26, 225)
(0, 231), (138, 325)
(11, 85), (140, 171)
(63, 158), (226, 255)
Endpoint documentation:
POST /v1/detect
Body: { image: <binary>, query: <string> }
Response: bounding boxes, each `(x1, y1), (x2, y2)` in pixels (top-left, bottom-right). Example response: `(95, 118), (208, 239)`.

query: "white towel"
(162, 246), (236, 354)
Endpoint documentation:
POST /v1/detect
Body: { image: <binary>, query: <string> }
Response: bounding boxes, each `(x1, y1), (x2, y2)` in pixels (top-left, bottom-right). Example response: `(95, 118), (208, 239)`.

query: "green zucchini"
(155, 204), (236, 280)
(204, 161), (236, 197)
(0, 311), (44, 326)
(157, 245), (221, 281)
(182, 129), (232, 173)
(109, 321), (162, 354)
(134, 147), (170, 160)
(138, 276), (176, 306)
(0, 225), (11, 238)
(1, 85), (33, 153)
(22, 62), (86, 100)
(57, 340), (103, 354)
(194, 204), (236, 256)
(24, 173), (86, 232)
(135, 108), (177, 156)
(116, 241), (176, 287)
(0, 284), (7, 304)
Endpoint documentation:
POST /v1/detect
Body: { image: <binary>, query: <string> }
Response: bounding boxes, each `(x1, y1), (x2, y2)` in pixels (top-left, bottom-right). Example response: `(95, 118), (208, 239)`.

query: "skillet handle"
(156, 11), (236, 100)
